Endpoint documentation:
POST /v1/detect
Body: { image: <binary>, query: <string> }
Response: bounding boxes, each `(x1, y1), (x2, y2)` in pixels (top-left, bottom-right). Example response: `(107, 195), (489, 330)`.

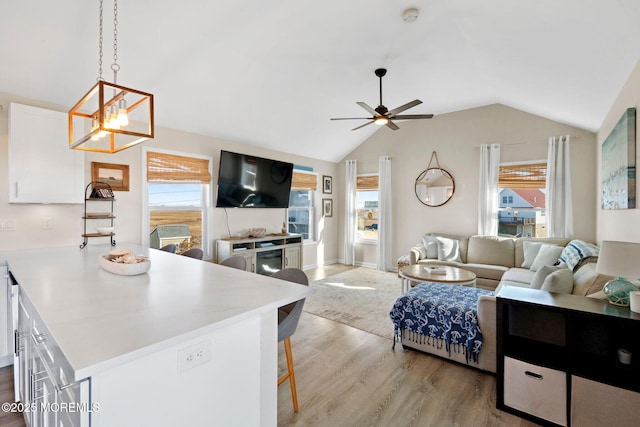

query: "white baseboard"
(0, 354), (13, 368)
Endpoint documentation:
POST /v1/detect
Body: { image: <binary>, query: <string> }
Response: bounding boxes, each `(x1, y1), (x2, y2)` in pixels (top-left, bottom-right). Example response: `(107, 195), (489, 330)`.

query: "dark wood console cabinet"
(497, 287), (640, 427)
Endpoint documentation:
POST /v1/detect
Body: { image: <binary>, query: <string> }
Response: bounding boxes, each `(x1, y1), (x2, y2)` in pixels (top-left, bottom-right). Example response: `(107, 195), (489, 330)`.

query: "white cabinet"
(17, 290), (90, 427)
(284, 246), (301, 269)
(8, 103), (84, 204)
(0, 264), (10, 367)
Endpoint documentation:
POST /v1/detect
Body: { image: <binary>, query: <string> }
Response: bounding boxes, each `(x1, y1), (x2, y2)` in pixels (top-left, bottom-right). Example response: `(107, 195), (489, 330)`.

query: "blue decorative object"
(389, 282), (493, 363)
(603, 277), (639, 306)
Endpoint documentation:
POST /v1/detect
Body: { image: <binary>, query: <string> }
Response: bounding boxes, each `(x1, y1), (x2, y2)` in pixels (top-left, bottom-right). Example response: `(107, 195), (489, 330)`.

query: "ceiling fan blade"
(388, 99), (422, 116)
(391, 114), (434, 120)
(385, 120), (400, 131)
(351, 121), (374, 131)
(356, 102), (378, 116)
(330, 117), (373, 121)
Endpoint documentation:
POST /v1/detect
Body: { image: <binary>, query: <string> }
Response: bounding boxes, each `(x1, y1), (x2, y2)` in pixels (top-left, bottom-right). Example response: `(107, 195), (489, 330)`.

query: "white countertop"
(2, 243), (312, 380)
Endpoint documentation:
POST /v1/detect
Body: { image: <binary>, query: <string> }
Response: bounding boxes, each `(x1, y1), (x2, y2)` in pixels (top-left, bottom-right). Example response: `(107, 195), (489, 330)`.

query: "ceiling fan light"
(374, 117), (388, 125)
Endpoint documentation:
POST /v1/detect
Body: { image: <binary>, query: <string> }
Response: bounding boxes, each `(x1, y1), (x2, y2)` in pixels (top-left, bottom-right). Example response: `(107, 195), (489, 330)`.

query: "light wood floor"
(277, 264), (540, 426)
(0, 264), (538, 426)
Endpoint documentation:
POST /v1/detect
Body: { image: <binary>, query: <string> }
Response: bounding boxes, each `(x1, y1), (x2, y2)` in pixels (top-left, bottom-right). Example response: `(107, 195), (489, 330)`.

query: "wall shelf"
(80, 182), (116, 249)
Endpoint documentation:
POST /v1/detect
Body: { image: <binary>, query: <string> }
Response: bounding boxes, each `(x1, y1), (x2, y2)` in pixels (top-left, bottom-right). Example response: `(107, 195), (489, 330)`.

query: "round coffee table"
(399, 264), (477, 293)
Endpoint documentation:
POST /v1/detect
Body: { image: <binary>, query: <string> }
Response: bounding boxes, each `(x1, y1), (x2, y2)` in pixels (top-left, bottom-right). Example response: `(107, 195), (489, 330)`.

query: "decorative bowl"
(99, 254), (150, 276)
(248, 227), (267, 238)
(96, 226), (114, 234)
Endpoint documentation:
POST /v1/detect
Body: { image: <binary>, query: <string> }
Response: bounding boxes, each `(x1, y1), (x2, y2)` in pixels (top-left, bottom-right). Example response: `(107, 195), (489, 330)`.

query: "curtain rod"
(343, 156), (392, 163)
(473, 135), (580, 149)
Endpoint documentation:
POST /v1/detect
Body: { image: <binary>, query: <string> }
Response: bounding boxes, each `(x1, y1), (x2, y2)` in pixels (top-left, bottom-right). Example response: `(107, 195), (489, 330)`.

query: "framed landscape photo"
(323, 175), (332, 194)
(322, 198), (333, 217)
(91, 162), (130, 191)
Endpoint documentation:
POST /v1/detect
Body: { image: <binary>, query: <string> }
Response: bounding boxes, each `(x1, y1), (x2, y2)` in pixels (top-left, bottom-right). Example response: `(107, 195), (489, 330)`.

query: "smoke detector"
(402, 8), (419, 23)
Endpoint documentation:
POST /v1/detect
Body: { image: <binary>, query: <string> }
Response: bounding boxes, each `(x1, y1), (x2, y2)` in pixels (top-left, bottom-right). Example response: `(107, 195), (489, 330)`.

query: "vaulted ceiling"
(2, 1), (640, 162)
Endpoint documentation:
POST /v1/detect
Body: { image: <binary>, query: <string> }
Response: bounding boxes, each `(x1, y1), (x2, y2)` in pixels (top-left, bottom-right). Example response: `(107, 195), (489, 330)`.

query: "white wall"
(339, 103), (597, 267)
(0, 92), (339, 270)
(597, 58), (640, 244)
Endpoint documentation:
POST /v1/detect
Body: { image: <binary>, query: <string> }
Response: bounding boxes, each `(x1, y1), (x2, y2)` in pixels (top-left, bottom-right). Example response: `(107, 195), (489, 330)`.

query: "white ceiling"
(2, 1), (640, 162)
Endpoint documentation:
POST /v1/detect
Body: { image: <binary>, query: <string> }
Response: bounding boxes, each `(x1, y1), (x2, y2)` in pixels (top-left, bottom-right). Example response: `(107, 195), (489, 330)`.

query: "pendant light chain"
(97, 0), (104, 81)
(111, 0), (120, 85)
(69, 0), (154, 153)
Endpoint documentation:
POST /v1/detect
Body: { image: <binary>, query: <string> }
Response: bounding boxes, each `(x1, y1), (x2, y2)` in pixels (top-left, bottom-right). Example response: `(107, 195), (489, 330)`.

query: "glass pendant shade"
(69, 80), (154, 153)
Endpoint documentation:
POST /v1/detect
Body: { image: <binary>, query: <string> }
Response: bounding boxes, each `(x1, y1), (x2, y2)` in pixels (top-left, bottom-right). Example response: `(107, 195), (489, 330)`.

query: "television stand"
(215, 234), (303, 274)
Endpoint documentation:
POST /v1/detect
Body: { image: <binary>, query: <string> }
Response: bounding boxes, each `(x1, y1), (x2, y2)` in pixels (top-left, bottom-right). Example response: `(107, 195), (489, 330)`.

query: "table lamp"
(596, 241), (640, 306)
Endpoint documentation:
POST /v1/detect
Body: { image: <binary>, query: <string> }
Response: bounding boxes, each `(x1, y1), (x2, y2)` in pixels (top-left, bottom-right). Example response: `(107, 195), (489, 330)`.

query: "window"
(498, 162), (547, 238)
(288, 169), (317, 241)
(356, 174), (379, 241)
(144, 149), (212, 257)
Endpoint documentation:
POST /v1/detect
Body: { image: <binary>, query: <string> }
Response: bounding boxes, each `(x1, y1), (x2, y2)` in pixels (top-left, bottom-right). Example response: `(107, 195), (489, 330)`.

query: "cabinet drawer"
(504, 356), (567, 426)
(571, 375), (640, 427)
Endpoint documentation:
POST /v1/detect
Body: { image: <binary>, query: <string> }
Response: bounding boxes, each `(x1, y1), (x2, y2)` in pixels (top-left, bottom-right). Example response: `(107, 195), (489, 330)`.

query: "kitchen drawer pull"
(33, 333), (47, 343)
(58, 382), (75, 391)
(524, 370), (543, 380)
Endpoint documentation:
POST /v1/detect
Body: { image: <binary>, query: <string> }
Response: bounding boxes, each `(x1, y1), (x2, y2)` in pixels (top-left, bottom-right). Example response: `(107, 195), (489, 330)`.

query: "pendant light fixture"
(69, 0), (154, 153)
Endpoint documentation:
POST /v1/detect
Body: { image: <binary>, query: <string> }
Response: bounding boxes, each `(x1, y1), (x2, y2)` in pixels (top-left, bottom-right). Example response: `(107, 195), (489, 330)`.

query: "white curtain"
(478, 144), (501, 236)
(546, 135), (573, 238)
(377, 156), (392, 271)
(344, 160), (357, 265)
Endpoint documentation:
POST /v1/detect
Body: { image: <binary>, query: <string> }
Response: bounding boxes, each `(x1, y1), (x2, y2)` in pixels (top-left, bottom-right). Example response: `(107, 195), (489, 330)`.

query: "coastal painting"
(601, 107), (636, 209)
(91, 162), (130, 191)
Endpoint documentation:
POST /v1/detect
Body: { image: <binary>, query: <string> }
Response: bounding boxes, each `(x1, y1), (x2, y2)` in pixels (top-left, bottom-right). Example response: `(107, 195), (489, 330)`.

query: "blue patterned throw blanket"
(389, 283), (494, 363)
(559, 239), (600, 271)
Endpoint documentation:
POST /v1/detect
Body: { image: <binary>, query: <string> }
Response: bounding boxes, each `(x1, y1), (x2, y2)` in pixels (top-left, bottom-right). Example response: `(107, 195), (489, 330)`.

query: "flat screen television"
(215, 150), (293, 208)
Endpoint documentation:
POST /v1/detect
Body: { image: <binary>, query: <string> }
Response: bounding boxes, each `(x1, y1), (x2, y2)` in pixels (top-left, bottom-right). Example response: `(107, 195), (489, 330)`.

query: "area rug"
(303, 267), (403, 340)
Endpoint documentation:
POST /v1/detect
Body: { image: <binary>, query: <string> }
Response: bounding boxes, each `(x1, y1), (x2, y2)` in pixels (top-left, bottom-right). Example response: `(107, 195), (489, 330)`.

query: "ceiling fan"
(331, 68), (434, 131)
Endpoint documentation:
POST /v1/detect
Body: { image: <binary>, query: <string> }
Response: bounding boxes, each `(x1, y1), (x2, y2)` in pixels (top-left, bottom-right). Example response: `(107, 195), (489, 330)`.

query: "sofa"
(393, 233), (609, 373)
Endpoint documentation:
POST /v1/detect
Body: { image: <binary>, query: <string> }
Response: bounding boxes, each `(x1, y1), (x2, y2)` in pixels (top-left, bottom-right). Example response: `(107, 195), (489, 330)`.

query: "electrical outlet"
(42, 216), (53, 230)
(177, 340), (211, 373)
(0, 219), (16, 231)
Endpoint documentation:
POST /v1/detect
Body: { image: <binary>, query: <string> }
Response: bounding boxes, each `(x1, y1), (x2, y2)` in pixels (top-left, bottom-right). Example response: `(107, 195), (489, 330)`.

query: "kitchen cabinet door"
(8, 103), (84, 204)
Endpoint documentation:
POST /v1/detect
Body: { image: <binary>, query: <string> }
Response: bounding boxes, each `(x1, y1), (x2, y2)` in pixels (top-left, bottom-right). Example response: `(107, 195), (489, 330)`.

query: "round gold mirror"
(415, 167), (455, 207)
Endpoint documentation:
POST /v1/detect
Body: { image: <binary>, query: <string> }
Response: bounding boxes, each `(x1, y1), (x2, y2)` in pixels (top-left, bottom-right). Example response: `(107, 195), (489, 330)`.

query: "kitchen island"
(2, 243), (312, 427)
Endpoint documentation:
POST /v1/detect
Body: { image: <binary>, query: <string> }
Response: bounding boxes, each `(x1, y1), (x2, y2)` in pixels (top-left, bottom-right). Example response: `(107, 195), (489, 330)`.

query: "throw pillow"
(530, 265), (560, 290)
(421, 235), (438, 259)
(412, 245), (427, 260)
(540, 269), (574, 294)
(435, 236), (462, 262)
(521, 241), (542, 268)
(530, 244), (564, 272)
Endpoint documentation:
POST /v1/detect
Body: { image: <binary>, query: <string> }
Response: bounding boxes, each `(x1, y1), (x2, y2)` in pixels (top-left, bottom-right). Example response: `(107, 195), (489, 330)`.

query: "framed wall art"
(601, 107), (636, 209)
(322, 198), (333, 217)
(91, 162), (130, 191)
(323, 175), (332, 194)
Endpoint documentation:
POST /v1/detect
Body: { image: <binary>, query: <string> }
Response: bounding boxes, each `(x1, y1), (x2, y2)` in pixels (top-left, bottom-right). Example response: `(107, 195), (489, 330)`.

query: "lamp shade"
(596, 241), (640, 278)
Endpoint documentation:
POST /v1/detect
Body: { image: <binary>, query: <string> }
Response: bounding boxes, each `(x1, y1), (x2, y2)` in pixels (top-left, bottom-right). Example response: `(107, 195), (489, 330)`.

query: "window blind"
(357, 175), (379, 190)
(147, 152), (212, 183)
(499, 163), (546, 189)
(291, 170), (317, 191)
